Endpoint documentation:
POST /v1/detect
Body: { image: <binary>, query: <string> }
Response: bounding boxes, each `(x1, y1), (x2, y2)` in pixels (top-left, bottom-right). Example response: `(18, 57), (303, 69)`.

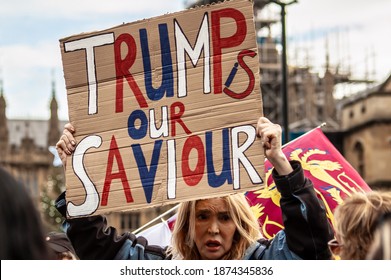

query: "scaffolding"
(186, 0), (375, 134)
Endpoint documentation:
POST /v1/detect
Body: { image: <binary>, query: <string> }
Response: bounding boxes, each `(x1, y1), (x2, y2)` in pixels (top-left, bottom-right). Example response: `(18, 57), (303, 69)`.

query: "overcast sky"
(1, 0), (390, 121)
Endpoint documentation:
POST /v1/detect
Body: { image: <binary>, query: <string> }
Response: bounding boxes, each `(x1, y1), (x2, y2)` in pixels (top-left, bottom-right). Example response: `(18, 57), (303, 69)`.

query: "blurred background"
(0, 0), (390, 233)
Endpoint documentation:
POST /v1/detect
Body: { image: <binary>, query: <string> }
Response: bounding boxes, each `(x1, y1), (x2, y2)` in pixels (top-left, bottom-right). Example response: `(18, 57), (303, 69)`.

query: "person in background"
(46, 231), (78, 260)
(55, 117), (333, 260)
(0, 167), (51, 260)
(366, 211), (391, 260)
(329, 191), (391, 260)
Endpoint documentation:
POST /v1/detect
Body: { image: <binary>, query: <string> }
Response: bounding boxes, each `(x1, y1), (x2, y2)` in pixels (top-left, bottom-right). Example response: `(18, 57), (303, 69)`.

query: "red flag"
(246, 127), (372, 239)
(136, 127), (371, 243)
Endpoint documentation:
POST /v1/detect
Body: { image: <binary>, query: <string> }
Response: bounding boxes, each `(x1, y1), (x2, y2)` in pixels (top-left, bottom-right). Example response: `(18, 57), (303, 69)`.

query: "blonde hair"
(334, 191), (391, 260)
(167, 193), (262, 260)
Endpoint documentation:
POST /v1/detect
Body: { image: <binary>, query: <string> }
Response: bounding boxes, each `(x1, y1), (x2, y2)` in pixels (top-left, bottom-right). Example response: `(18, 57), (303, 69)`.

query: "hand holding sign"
(56, 123), (76, 169)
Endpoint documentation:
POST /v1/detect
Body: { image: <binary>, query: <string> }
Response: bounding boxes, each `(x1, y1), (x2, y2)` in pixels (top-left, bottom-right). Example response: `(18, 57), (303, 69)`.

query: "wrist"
(268, 153), (293, 176)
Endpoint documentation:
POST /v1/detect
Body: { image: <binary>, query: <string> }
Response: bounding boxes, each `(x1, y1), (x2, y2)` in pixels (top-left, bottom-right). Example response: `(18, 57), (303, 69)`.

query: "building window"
(317, 107), (323, 121)
(349, 110), (354, 118)
(353, 142), (365, 178)
(361, 105), (366, 114)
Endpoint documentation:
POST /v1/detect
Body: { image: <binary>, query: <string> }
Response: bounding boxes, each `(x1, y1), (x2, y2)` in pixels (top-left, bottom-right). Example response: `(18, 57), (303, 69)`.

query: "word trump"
(63, 8), (256, 115)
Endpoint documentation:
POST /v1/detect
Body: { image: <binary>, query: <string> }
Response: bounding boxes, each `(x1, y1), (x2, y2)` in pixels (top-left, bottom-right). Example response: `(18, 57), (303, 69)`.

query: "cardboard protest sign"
(60, 0), (264, 218)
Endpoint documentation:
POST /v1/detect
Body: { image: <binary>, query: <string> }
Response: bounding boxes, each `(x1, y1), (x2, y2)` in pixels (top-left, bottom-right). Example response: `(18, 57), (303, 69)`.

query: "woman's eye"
(197, 213), (208, 220)
(220, 214), (231, 221)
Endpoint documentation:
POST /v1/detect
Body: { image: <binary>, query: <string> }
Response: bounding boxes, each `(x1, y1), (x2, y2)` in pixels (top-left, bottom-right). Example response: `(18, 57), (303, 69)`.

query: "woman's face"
(194, 198), (237, 260)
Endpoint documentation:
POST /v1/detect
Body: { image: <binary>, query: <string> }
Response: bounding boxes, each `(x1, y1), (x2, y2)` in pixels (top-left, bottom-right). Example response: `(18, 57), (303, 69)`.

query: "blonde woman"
(169, 194), (263, 260)
(55, 117), (333, 260)
(329, 191), (391, 259)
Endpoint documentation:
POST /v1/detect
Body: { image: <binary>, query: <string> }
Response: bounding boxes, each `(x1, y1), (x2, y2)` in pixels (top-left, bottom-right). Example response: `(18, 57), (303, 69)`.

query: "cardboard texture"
(60, 0), (264, 218)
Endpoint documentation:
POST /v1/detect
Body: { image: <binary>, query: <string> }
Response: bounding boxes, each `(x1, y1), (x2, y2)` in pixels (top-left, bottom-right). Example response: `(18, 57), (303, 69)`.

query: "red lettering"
(114, 34), (148, 112)
(211, 8), (246, 94)
(182, 135), (205, 186)
(101, 135), (134, 206)
(170, 102), (192, 136)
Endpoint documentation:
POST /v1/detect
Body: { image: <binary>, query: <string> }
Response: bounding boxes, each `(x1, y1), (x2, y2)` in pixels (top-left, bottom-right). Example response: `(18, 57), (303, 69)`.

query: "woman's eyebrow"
(195, 209), (211, 214)
(196, 209), (229, 215)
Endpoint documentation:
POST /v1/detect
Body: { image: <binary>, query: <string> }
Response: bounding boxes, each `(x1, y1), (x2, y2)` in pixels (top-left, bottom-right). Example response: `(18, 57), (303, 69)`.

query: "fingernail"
(71, 141), (76, 145)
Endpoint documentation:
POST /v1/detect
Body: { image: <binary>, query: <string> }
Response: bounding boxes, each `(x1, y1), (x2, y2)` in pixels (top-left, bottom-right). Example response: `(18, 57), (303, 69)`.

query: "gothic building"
(0, 80), (65, 202)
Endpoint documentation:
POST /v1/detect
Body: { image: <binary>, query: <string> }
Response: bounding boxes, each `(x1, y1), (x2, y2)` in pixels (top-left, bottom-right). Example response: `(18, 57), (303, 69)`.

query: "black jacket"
(56, 160), (333, 260)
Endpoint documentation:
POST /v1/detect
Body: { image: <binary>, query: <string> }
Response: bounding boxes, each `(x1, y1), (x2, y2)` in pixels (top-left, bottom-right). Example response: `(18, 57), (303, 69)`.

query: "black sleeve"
(273, 160), (334, 260)
(55, 192), (167, 260)
(66, 215), (131, 259)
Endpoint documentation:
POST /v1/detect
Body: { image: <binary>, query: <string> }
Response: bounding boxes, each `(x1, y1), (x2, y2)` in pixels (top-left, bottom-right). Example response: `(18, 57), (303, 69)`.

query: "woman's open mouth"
(206, 240), (221, 250)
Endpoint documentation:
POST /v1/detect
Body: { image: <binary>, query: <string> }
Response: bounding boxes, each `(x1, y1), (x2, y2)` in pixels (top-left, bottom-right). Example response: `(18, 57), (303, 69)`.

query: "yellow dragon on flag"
(247, 128), (371, 239)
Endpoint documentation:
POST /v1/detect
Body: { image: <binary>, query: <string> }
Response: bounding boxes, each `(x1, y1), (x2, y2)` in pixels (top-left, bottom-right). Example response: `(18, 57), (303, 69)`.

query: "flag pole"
(132, 204), (180, 234)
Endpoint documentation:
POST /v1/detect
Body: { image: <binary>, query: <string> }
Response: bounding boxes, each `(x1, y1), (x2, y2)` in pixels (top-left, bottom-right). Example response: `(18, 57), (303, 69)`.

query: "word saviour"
(60, 0), (264, 218)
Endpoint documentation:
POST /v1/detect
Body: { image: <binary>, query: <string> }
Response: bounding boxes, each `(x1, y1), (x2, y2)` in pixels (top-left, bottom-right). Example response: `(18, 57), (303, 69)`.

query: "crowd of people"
(1, 116), (390, 260)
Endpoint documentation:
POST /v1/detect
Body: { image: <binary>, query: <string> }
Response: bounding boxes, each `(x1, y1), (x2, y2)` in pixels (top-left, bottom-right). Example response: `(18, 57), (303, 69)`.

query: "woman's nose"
(207, 220), (220, 235)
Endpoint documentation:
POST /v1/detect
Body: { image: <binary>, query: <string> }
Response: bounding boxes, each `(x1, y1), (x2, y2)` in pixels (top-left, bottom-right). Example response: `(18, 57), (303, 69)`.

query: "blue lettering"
(140, 24), (174, 101)
(128, 110), (148, 140)
(131, 140), (163, 203)
(206, 128), (232, 187)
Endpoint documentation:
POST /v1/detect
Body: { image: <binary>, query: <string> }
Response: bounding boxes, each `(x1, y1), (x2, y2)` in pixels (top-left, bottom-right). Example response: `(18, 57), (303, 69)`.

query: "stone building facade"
(339, 75), (391, 189)
(0, 82), (65, 202)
